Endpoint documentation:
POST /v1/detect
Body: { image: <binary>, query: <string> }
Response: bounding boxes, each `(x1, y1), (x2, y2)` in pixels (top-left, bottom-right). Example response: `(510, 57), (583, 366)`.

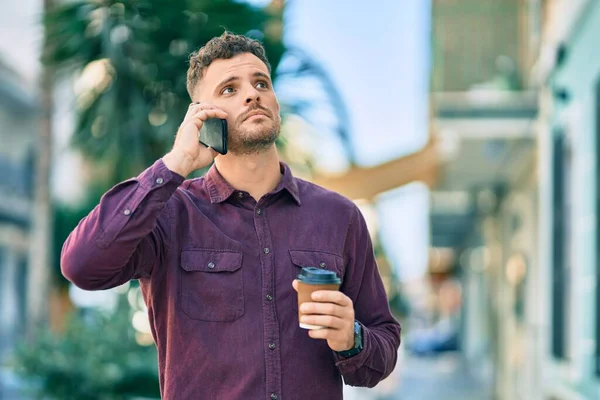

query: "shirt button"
(268, 343), (276, 350)
(123, 209), (131, 216)
(271, 394), (278, 400)
(155, 177), (164, 184)
(320, 262), (326, 268)
(263, 248), (270, 254)
(237, 192), (244, 198)
(256, 208), (262, 215)
(266, 294), (273, 301)
(207, 262), (215, 269)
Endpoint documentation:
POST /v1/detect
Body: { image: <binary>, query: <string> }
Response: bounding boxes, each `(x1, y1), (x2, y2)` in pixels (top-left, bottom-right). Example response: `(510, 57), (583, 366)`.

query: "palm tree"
(43, 0), (286, 185)
(27, 0), (56, 338)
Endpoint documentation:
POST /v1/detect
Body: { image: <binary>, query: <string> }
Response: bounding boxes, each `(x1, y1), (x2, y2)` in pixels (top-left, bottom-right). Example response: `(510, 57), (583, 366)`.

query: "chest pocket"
(180, 249), (244, 322)
(289, 250), (345, 312)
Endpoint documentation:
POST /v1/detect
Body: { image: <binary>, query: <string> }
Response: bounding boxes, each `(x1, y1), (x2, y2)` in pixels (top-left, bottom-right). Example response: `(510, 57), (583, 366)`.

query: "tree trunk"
(26, 0), (55, 338)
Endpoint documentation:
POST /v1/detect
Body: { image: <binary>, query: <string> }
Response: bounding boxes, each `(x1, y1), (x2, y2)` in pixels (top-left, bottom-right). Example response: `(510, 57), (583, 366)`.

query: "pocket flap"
(289, 250), (342, 273)
(181, 249), (242, 273)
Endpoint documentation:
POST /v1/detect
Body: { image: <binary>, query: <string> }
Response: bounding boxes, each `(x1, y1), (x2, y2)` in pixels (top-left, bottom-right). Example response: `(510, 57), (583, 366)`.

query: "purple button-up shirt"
(61, 159), (401, 400)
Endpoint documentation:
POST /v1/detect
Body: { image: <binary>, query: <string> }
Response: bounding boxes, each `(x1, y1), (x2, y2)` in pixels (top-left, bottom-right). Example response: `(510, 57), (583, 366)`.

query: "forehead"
(202, 53), (270, 85)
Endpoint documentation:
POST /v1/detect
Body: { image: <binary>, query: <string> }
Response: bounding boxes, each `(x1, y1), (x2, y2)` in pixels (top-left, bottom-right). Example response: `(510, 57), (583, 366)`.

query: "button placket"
(256, 199), (280, 400)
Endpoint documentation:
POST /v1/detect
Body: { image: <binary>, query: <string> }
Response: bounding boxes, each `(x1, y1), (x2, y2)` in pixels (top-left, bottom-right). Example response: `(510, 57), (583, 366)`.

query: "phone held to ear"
(198, 118), (228, 155)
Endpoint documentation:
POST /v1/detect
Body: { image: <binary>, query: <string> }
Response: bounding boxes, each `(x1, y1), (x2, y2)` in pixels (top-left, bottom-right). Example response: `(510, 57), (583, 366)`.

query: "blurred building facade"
(429, 0), (600, 399)
(0, 61), (38, 397)
(536, 0), (600, 398)
(0, 0), (43, 397)
(430, 1), (538, 398)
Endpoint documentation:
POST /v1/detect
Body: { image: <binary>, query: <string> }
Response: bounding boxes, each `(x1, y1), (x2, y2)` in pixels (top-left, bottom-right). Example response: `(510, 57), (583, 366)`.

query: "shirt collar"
(205, 161), (301, 206)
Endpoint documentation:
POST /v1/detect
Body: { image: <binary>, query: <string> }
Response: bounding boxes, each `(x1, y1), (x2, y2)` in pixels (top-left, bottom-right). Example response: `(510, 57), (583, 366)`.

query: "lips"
(243, 110), (269, 121)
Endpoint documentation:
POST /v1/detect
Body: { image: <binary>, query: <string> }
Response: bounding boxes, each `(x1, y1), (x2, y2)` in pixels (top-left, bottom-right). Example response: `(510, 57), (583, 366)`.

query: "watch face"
(354, 321), (363, 349)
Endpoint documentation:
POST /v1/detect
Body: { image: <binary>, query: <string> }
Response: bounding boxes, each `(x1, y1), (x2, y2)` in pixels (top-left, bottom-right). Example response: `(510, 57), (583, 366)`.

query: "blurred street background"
(1, 0), (600, 399)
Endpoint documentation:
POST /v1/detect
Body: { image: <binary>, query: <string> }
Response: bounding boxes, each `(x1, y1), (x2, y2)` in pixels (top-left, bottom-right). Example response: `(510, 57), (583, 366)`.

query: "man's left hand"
(292, 280), (355, 352)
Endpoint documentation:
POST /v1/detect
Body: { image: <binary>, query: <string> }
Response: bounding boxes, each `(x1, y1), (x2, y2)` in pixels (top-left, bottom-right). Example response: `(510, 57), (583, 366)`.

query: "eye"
(221, 86), (235, 95)
(256, 81), (269, 89)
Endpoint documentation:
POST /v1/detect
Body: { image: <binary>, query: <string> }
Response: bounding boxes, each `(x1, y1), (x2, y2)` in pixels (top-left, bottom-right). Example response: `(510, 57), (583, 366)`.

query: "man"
(61, 32), (401, 400)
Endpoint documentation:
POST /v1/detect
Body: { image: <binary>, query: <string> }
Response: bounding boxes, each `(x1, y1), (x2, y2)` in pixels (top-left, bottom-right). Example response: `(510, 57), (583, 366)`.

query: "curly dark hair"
(186, 31), (272, 100)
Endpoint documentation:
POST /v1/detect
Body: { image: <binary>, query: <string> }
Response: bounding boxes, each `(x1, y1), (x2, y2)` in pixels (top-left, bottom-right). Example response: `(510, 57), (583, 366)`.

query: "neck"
(214, 145), (282, 201)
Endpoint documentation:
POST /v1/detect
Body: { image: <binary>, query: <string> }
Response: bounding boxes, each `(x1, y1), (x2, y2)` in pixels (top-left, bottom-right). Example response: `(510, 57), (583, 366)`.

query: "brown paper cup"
(297, 281), (340, 329)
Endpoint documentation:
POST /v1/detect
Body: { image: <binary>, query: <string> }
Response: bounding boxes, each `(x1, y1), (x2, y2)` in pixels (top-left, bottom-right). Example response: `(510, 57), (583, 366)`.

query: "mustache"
(238, 105), (272, 122)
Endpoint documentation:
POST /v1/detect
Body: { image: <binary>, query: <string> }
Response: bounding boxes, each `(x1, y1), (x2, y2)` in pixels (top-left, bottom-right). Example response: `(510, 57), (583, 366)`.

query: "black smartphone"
(198, 118), (228, 155)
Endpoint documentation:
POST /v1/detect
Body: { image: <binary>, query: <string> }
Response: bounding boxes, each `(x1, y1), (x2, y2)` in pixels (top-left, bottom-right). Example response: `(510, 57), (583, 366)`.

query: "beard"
(227, 108), (281, 155)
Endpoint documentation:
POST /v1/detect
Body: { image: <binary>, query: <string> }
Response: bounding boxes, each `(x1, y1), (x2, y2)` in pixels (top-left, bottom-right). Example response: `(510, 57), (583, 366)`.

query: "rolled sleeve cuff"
(333, 323), (371, 375)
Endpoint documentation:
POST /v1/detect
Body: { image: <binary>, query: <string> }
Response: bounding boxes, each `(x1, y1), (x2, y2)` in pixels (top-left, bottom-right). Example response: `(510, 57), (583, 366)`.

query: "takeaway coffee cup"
(297, 267), (341, 329)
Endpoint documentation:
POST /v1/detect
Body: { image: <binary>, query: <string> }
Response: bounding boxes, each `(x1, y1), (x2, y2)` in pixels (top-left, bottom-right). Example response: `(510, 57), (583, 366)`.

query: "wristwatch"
(336, 321), (363, 358)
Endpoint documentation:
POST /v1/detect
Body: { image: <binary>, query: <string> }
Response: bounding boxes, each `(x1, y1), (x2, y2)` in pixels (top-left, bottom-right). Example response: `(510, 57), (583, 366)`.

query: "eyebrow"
(215, 72), (272, 91)
(253, 71), (271, 81)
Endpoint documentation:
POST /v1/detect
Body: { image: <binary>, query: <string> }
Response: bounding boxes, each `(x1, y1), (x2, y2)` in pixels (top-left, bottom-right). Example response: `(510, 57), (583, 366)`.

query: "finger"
(192, 109), (228, 121)
(175, 117), (208, 140)
(191, 104), (218, 113)
(189, 101), (209, 107)
(186, 103), (207, 116)
(185, 103), (219, 118)
(180, 116), (207, 132)
(311, 290), (353, 307)
(292, 280), (299, 292)
(300, 315), (345, 329)
(307, 328), (340, 340)
(299, 302), (348, 318)
(207, 147), (219, 158)
(181, 114), (222, 133)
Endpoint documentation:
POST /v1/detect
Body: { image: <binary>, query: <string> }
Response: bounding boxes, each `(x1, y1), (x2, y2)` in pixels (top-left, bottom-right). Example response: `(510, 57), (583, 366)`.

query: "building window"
(551, 129), (570, 360)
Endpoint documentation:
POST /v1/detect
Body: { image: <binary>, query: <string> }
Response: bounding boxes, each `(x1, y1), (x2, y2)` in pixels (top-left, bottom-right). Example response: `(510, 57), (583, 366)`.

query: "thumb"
(292, 279), (299, 293)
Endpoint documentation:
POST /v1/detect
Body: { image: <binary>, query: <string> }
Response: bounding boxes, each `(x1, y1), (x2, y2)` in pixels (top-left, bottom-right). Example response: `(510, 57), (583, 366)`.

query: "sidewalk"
(344, 351), (492, 400)
(393, 353), (492, 400)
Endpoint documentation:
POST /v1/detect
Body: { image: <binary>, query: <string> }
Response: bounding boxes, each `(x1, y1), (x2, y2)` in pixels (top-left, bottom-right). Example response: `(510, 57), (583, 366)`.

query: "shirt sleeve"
(334, 204), (402, 388)
(61, 158), (185, 290)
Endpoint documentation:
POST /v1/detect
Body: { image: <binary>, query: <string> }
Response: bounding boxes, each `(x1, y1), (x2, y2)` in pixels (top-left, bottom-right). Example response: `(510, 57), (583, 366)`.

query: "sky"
(269, 0), (432, 281)
(0, 0), (43, 85)
(282, 0), (431, 168)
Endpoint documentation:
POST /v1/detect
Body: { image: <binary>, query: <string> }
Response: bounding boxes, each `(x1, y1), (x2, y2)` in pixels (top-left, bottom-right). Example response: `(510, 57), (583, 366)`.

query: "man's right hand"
(163, 103), (228, 177)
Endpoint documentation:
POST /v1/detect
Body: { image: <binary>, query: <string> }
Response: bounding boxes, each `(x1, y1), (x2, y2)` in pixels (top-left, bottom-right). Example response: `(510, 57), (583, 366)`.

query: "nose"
(245, 85), (260, 105)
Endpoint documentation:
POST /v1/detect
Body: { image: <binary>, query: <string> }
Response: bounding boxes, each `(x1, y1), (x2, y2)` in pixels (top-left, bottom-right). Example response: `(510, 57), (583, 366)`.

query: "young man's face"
(194, 52), (281, 155)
